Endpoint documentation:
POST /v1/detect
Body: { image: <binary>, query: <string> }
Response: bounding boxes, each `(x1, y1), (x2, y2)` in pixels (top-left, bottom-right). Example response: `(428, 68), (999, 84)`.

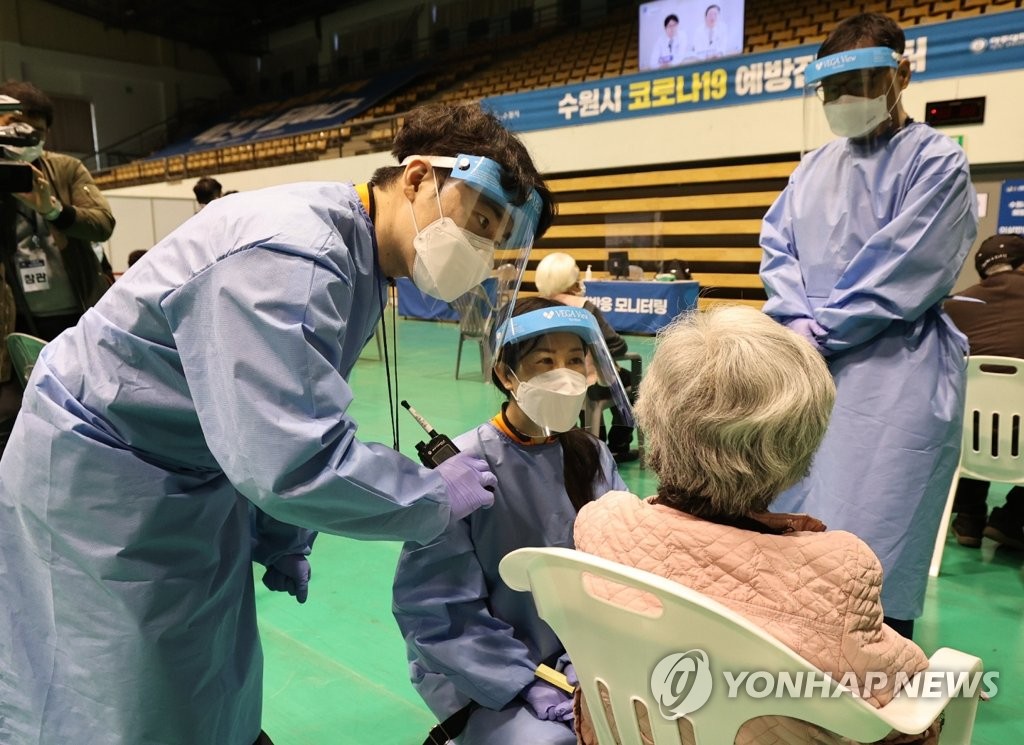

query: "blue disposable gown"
(0, 184), (451, 745)
(760, 124), (978, 620)
(392, 421), (626, 744)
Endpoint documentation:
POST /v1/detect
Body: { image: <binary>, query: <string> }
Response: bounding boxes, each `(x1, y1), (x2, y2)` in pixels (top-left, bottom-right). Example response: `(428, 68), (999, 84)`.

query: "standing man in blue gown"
(759, 13), (978, 638)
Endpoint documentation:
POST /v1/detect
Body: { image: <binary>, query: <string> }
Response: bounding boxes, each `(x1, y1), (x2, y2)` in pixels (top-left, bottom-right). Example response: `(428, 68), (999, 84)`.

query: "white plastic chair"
(500, 547), (982, 745)
(6, 332), (47, 389)
(930, 355), (1024, 577)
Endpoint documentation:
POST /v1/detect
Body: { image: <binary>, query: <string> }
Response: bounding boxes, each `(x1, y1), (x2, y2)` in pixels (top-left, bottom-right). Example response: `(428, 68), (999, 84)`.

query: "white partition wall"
(105, 196), (196, 273)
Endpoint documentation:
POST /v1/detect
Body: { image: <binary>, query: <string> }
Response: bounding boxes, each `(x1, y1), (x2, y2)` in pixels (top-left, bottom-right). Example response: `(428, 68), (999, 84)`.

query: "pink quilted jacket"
(571, 492), (939, 745)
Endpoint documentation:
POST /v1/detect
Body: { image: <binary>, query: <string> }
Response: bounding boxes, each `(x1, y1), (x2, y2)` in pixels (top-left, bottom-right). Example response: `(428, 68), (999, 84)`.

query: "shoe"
(951, 513), (985, 548)
(983, 505), (1024, 550)
(612, 449), (640, 464)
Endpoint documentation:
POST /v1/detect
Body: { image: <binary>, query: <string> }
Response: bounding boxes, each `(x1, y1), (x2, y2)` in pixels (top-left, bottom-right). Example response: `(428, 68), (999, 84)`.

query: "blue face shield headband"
(804, 46), (900, 86)
(403, 152), (546, 353)
(498, 306), (604, 350)
(495, 306), (635, 428)
(400, 153), (543, 252)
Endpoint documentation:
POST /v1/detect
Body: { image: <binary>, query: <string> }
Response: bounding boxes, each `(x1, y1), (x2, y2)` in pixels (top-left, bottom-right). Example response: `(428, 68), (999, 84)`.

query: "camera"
(0, 95), (36, 193)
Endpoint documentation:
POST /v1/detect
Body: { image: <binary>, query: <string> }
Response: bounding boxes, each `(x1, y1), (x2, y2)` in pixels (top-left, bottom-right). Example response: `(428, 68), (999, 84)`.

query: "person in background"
(127, 248), (148, 268)
(944, 234), (1024, 551)
(0, 79), (114, 440)
(193, 175), (223, 206)
(759, 13), (978, 638)
(535, 252), (638, 463)
(0, 81), (114, 341)
(0, 102), (553, 745)
(394, 297), (627, 745)
(690, 4), (730, 60)
(573, 305), (939, 745)
(648, 14), (685, 70)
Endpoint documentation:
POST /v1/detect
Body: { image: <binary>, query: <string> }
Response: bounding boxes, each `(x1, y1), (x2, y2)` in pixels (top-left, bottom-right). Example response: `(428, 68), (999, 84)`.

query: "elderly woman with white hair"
(535, 252), (637, 463)
(572, 305), (939, 745)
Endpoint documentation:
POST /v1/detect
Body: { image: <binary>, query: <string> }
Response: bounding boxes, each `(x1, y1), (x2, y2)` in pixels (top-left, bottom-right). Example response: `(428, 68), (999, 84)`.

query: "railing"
(91, 112), (406, 189)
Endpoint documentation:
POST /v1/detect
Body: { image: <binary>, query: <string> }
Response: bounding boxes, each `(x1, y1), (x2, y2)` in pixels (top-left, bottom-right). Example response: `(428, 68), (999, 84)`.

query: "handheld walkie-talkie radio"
(401, 400), (460, 468)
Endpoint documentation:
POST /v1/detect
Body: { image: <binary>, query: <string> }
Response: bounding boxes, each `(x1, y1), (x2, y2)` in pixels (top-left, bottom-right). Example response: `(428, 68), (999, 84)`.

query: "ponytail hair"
(558, 428), (606, 512)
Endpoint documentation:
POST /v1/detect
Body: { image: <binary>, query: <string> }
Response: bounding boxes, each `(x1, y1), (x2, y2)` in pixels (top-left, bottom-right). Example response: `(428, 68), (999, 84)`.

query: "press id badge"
(18, 252), (50, 293)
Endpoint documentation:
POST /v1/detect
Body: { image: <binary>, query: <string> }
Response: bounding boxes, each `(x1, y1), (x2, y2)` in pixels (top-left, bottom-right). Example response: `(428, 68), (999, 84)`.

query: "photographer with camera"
(0, 80), (114, 430)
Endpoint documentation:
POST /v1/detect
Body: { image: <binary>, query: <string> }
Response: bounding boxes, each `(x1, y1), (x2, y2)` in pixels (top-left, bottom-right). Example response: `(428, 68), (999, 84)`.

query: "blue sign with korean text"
(997, 180), (1024, 236)
(483, 10), (1024, 132)
(585, 280), (699, 334)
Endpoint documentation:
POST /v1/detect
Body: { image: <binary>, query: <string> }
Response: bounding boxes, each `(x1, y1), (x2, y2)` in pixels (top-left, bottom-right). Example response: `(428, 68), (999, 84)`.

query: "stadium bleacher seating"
(502, 158), (796, 309)
(94, 0), (1023, 308)
(100, 0), (1021, 188)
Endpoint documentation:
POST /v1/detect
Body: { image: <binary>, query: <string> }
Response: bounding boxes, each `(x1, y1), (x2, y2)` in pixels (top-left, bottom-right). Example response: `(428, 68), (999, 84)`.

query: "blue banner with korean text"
(483, 10), (1024, 132)
(585, 280), (700, 334)
(997, 180), (1024, 236)
(155, 68), (421, 157)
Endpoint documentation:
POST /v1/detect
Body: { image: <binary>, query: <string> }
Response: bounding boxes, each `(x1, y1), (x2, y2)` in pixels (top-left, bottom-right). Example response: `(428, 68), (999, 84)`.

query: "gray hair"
(635, 305), (835, 516)
(534, 252), (579, 297)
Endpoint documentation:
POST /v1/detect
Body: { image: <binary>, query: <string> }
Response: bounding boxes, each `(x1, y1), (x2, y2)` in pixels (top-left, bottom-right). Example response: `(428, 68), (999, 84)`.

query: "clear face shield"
(401, 154), (543, 313)
(802, 46), (902, 155)
(493, 306), (634, 435)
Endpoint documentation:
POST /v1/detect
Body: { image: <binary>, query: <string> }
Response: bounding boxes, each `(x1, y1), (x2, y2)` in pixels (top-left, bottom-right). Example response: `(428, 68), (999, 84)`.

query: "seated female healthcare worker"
(392, 297), (630, 745)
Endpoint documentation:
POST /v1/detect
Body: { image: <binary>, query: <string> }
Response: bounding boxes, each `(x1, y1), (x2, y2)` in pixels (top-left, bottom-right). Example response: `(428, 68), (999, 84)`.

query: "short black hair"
(705, 5), (721, 16)
(193, 177), (223, 205)
(664, 14), (679, 26)
(371, 102), (555, 239)
(0, 80), (54, 128)
(818, 12), (905, 58)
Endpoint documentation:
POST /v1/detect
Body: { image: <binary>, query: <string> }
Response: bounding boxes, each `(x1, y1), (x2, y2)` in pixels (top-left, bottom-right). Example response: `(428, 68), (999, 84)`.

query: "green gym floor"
(256, 317), (1023, 744)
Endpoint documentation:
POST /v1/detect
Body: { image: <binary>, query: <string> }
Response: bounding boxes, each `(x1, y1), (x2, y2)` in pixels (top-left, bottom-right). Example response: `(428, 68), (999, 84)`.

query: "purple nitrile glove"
(521, 680), (574, 723)
(786, 317), (828, 355)
(261, 554), (311, 604)
(437, 451), (496, 521)
(556, 656), (578, 687)
(564, 664), (577, 687)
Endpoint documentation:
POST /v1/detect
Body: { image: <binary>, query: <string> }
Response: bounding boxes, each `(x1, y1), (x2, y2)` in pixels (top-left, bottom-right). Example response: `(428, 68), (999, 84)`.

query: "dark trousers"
(587, 365), (635, 452)
(953, 477), (1024, 515)
(883, 617), (914, 640)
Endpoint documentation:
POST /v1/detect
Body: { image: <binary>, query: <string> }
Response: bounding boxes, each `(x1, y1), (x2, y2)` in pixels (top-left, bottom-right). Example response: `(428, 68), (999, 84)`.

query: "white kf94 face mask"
(513, 367), (589, 434)
(823, 93), (891, 138)
(408, 176), (495, 302)
(411, 215), (494, 302)
(3, 141), (44, 163)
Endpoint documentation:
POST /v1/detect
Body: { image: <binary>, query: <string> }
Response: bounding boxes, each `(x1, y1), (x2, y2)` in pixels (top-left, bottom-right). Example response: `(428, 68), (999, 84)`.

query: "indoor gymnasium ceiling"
(45, 0), (370, 55)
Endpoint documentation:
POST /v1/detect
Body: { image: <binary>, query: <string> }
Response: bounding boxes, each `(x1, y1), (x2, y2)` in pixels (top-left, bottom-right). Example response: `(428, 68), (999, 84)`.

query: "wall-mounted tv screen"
(639, 0), (746, 72)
